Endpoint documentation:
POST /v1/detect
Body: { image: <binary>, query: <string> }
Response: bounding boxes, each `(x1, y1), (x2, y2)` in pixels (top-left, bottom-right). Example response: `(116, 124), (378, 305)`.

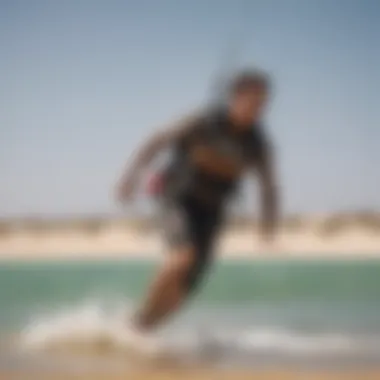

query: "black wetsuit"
(160, 107), (271, 290)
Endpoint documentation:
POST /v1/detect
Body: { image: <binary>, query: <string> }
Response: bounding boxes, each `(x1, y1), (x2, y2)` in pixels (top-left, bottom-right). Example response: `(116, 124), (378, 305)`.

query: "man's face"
(230, 86), (268, 125)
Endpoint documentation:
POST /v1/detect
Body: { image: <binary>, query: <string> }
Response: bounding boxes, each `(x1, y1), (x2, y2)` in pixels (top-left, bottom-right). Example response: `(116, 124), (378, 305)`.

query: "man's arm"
(117, 110), (204, 201)
(256, 143), (279, 242)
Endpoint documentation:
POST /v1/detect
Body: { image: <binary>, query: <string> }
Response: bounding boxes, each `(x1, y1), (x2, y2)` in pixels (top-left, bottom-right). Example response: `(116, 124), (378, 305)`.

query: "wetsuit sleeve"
(254, 137), (279, 241)
(120, 109), (207, 185)
(153, 110), (207, 148)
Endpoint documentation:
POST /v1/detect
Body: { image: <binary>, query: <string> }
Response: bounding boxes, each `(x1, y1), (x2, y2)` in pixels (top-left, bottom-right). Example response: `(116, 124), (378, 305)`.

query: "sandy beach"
(0, 224), (380, 259)
(2, 369), (380, 380)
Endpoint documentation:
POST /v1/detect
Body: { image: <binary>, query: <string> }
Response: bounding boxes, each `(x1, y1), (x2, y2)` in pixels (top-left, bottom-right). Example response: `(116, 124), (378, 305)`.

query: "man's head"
(227, 69), (270, 126)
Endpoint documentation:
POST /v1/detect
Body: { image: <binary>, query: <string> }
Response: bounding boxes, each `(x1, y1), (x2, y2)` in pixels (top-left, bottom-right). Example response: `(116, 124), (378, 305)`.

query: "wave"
(19, 299), (132, 350)
(16, 299), (380, 365)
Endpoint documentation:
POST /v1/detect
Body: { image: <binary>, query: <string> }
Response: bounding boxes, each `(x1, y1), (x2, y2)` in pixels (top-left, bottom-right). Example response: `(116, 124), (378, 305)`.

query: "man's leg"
(133, 245), (197, 331)
(132, 198), (218, 332)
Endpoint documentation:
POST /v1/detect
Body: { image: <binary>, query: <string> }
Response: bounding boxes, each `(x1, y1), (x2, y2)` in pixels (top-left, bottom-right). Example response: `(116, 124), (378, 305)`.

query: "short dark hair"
(229, 69), (271, 95)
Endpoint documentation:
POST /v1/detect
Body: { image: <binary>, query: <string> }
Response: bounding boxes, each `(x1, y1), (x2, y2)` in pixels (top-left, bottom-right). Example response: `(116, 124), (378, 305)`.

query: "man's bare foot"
(112, 321), (162, 358)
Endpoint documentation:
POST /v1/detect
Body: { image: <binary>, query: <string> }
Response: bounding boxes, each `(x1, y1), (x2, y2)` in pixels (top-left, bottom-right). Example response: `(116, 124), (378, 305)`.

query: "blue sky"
(1, 0), (379, 216)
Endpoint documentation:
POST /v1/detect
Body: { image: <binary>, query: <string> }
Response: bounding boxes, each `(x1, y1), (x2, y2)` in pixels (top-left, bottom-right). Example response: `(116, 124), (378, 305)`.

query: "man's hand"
(116, 176), (137, 204)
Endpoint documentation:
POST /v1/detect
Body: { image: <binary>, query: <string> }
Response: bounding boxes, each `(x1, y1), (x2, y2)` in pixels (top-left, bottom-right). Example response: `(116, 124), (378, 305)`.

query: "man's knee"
(170, 246), (196, 277)
(168, 246), (210, 293)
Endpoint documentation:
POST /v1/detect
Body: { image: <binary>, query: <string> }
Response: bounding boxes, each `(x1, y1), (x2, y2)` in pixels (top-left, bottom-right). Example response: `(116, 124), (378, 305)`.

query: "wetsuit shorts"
(160, 194), (223, 291)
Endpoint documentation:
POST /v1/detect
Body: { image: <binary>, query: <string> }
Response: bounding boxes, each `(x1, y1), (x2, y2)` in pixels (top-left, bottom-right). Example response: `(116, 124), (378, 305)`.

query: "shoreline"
(1, 251), (380, 262)
(2, 369), (380, 380)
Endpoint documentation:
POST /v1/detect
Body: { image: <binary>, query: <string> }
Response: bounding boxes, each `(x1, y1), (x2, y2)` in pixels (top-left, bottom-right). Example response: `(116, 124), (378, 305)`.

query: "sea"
(1, 257), (380, 373)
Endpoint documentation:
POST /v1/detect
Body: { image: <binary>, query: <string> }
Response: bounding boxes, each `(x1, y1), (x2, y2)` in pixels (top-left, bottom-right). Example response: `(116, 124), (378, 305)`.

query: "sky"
(1, 0), (379, 217)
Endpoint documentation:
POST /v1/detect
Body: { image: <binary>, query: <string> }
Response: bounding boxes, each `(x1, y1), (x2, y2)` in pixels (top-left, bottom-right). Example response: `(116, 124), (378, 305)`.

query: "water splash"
(17, 299), (379, 363)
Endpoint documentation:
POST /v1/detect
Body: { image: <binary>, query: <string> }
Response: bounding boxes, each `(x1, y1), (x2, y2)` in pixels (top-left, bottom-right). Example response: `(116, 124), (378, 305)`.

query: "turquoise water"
(1, 258), (380, 369)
